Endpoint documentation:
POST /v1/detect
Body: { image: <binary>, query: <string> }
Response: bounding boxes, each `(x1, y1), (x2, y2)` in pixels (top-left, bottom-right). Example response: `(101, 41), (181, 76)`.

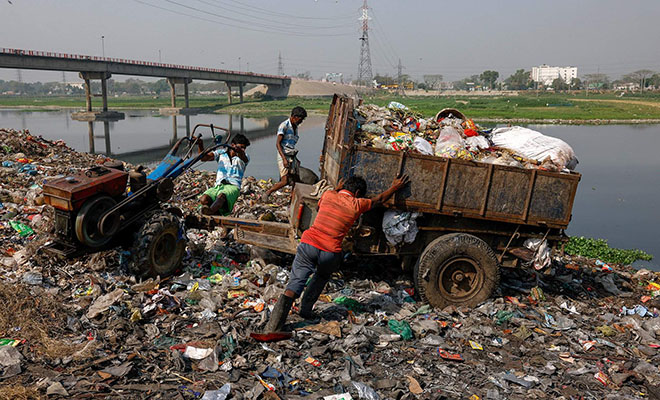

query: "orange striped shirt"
(301, 190), (372, 253)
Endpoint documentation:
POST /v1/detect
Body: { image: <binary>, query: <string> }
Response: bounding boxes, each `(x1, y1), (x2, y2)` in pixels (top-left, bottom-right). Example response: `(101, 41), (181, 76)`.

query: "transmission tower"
(397, 58), (405, 95)
(357, 0), (372, 87)
(277, 51), (285, 76)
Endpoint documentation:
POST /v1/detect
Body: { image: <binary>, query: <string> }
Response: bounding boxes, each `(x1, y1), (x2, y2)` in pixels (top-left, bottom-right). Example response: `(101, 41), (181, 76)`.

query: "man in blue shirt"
(263, 106), (307, 201)
(198, 134), (250, 215)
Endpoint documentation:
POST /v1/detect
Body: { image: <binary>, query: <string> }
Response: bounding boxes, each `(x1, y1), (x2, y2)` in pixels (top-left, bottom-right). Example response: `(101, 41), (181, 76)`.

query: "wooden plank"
(522, 169), (538, 222)
(234, 229), (297, 254)
(435, 161), (449, 211)
(480, 163), (494, 216)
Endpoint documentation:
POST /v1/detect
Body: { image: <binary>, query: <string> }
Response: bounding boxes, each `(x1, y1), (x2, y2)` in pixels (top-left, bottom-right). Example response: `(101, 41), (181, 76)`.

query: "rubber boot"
(299, 275), (328, 320)
(201, 196), (226, 215)
(264, 294), (294, 333)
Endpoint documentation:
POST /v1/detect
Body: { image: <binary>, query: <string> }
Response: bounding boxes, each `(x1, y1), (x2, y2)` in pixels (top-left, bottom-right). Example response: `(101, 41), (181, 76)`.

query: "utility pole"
(357, 0), (373, 87)
(238, 57), (241, 72)
(16, 69), (22, 83)
(158, 49), (162, 63)
(101, 35), (105, 57)
(277, 51), (285, 76)
(397, 58), (405, 96)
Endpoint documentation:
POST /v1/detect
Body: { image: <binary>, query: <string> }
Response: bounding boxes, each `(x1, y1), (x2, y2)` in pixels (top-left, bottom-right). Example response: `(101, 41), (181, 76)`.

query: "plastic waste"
(434, 126), (467, 159)
(351, 381), (380, 400)
(387, 101), (408, 111)
(387, 319), (413, 340)
(324, 394), (353, 400)
(412, 137), (433, 155)
(382, 210), (421, 246)
(201, 383), (231, 400)
(9, 221), (34, 237)
(523, 239), (550, 270)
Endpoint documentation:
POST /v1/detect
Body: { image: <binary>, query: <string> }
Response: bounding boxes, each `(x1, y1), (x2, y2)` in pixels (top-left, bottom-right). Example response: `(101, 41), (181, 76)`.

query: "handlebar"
(191, 123), (232, 145)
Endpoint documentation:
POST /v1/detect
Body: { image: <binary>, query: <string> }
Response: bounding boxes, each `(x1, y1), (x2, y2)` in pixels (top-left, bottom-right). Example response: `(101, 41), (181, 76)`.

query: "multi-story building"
(531, 65), (578, 86)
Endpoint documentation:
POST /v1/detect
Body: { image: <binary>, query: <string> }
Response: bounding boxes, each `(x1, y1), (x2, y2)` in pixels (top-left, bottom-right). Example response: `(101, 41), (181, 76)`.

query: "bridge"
(0, 47), (291, 119)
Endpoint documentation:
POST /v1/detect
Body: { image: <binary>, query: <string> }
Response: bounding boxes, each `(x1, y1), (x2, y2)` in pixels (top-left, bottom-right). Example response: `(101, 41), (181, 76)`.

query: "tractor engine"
(43, 164), (129, 254)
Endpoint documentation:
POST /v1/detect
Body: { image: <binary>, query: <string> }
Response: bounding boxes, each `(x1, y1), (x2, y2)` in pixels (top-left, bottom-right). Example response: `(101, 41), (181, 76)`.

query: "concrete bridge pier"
(160, 77), (199, 116)
(265, 81), (291, 99)
(72, 72), (125, 121)
(226, 82), (245, 105)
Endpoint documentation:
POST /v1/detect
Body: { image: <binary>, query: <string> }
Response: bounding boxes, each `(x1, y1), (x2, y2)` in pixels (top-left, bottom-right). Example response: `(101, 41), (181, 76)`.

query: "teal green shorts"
(201, 184), (240, 216)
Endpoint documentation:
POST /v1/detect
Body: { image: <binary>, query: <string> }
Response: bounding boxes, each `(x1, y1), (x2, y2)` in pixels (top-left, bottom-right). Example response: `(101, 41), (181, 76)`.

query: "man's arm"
(275, 134), (289, 168)
(197, 137), (215, 162)
(369, 175), (410, 206)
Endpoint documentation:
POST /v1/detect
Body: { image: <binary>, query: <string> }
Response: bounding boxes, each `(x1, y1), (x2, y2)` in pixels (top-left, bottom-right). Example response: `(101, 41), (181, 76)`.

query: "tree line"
(372, 69), (660, 92)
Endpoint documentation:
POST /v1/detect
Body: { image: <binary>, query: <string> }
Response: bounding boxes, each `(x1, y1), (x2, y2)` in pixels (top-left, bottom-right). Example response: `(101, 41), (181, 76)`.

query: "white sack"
(491, 126), (578, 170)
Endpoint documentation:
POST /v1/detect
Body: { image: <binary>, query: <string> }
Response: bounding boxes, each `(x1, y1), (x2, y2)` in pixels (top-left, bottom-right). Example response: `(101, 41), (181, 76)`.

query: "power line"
(218, 0), (356, 21)
(192, 0), (355, 30)
(133, 0), (353, 37)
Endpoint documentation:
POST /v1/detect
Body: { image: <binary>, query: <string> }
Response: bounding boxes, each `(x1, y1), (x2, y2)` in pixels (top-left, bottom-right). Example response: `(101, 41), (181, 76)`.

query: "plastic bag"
(201, 383), (231, 400)
(465, 136), (490, 151)
(491, 126), (578, 170)
(387, 319), (413, 340)
(361, 123), (386, 135)
(524, 238), (551, 270)
(382, 211), (420, 246)
(434, 126), (466, 158)
(387, 101), (408, 111)
(412, 137), (433, 155)
(351, 381), (381, 400)
(10, 221), (34, 237)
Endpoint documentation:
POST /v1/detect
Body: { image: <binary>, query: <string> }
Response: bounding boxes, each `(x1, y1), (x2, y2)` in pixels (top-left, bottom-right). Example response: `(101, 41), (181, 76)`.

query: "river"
(1, 109), (658, 268)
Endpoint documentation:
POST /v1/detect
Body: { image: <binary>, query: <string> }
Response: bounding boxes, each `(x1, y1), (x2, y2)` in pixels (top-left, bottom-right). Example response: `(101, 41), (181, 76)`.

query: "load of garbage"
(355, 102), (578, 172)
(2, 128), (660, 399)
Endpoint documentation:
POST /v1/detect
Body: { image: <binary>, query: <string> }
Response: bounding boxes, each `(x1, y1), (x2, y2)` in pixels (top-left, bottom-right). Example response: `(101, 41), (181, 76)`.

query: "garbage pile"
(2, 128), (660, 399)
(355, 102), (578, 172)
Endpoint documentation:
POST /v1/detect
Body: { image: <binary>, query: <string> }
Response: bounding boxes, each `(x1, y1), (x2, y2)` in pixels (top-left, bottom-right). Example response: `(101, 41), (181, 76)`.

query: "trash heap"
(355, 102), (578, 172)
(2, 128), (660, 400)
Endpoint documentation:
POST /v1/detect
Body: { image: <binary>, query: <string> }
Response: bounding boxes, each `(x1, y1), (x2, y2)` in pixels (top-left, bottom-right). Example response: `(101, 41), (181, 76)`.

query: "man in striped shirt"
(263, 106), (307, 202)
(264, 174), (409, 333)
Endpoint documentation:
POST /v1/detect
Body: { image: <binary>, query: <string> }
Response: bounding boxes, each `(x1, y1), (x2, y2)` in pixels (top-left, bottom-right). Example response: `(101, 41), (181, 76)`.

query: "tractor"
(42, 124), (230, 277)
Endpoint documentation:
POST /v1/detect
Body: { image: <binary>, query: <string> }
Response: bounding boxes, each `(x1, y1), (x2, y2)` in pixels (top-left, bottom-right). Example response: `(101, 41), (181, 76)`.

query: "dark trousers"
(285, 242), (342, 297)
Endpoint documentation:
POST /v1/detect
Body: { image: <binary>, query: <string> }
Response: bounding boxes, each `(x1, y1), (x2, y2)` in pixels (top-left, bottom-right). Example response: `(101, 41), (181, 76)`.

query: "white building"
(531, 65), (577, 86)
(324, 72), (343, 84)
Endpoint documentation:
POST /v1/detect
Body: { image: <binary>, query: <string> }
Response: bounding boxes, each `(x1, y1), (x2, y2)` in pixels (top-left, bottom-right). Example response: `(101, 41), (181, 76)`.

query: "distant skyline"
(1, 0), (659, 83)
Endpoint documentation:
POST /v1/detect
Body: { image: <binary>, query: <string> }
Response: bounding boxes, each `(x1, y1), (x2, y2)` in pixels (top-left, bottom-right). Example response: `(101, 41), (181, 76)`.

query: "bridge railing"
(1, 47), (288, 80)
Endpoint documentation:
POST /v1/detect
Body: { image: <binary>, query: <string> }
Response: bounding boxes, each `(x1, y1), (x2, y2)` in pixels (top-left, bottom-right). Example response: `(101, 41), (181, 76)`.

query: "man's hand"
(336, 177), (345, 191)
(391, 174), (410, 191)
(369, 174), (410, 206)
(282, 157), (290, 168)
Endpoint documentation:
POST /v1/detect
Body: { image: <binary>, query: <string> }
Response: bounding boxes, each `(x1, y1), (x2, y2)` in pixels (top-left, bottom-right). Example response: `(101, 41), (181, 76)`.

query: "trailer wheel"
(414, 233), (499, 309)
(131, 211), (185, 278)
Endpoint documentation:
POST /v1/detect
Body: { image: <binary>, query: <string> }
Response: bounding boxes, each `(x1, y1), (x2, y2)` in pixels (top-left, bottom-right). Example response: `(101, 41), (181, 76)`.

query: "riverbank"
(3, 93), (660, 123)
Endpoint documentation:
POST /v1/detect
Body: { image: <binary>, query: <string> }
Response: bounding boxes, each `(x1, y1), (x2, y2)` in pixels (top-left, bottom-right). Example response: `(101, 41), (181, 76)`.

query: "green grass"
(2, 92), (660, 121)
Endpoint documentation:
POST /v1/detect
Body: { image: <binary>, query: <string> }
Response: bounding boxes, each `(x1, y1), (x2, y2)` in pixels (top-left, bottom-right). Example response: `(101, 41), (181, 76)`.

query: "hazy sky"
(1, 0), (659, 83)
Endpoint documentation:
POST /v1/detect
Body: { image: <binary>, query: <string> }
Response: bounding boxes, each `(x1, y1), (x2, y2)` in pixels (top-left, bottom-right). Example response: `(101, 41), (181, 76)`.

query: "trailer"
(189, 95), (581, 308)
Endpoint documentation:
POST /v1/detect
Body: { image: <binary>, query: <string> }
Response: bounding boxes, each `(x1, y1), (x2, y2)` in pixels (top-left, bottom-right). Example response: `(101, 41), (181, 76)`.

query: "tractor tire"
(131, 211), (185, 278)
(414, 233), (500, 309)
